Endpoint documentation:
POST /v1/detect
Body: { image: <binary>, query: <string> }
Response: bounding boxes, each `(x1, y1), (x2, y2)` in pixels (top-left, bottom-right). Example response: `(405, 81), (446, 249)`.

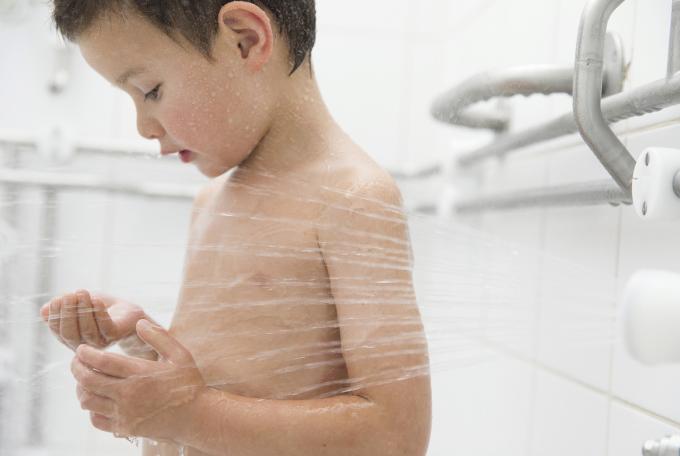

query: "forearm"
(174, 388), (403, 456)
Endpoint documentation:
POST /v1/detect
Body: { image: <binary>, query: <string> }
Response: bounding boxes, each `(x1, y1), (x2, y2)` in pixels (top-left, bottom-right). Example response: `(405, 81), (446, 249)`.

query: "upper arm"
(317, 177), (431, 448)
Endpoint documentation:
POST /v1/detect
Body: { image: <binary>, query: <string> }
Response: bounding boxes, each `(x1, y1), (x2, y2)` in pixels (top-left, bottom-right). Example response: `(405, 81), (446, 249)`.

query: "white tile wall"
(608, 402), (680, 456)
(529, 370), (609, 456)
(4, 0), (680, 455)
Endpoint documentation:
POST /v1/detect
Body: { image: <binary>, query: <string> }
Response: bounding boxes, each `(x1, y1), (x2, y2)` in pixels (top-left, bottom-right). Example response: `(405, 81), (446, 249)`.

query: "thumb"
(136, 320), (192, 365)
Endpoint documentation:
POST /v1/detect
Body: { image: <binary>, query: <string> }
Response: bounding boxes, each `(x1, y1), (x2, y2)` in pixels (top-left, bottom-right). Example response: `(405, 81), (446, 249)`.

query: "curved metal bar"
(574, 0), (636, 195)
(431, 65), (573, 131)
(458, 73), (680, 167)
(431, 33), (625, 132)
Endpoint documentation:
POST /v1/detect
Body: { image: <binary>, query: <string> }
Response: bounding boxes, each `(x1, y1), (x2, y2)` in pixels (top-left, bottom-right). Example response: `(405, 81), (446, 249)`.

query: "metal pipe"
(432, 65), (573, 131)
(0, 168), (199, 200)
(458, 72), (680, 167)
(668, 0), (680, 78)
(455, 180), (630, 214)
(391, 164), (442, 180)
(431, 33), (625, 132)
(0, 147), (20, 455)
(0, 130), (158, 158)
(642, 435), (680, 456)
(574, 0), (636, 195)
(27, 189), (57, 447)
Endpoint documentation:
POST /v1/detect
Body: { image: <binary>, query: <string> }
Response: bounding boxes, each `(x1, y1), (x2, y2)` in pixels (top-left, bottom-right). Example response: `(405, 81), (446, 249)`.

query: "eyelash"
(144, 84), (161, 101)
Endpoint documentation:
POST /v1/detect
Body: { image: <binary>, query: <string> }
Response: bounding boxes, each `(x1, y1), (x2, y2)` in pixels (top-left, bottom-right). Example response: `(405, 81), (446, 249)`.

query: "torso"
(142, 148), (383, 455)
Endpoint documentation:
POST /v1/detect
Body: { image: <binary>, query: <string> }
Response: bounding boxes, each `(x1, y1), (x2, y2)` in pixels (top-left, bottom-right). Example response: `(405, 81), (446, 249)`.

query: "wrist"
(171, 386), (219, 447)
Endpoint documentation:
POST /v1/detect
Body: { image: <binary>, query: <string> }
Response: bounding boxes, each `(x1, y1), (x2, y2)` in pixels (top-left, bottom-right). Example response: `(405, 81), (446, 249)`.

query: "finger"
(60, 294), (81, 350)
(79, 389), (116, 416)
(136, 320), (193, 365)
(71, 356), (119, 398)
(90, 412), (114, 433)
(48, 298), (63, 340)
(77, 344), (148, 378)
(76, 291), (105, 348)
(92, 297), (115, 343)
(40, 302), (50, 323)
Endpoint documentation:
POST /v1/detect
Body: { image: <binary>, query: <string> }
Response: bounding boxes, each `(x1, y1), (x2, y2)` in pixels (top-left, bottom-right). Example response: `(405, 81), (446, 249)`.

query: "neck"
(237, 64), (343, 176)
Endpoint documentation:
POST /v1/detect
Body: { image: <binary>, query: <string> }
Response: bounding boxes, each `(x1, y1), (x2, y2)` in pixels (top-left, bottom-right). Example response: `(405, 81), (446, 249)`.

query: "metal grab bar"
(668, 0), (680, 78)
(574, 0), (636, 195)
(455, 180), (629, 213)
(430, 34), (625, 132)
(457, 73), (680, 167)
(0, 129), (158, 158)
(431, 65), (572, 131)
(452, 0), (680, 174)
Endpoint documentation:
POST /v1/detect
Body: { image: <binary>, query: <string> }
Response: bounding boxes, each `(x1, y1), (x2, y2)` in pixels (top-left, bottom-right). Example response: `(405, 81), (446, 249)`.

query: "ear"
(217, 1), (274, 71)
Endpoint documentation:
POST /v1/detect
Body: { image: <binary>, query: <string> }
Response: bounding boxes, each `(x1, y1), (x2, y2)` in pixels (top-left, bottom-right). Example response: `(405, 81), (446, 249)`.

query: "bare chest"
(169, 187), (348, 400)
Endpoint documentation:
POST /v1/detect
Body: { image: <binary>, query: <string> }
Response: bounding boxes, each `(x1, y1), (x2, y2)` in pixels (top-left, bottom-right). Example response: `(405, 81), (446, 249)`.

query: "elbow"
(375, 382), (432, 455)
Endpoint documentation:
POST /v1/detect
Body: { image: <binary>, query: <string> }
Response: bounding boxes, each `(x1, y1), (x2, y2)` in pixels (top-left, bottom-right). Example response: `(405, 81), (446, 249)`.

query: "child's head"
(52, 1), (317, 177)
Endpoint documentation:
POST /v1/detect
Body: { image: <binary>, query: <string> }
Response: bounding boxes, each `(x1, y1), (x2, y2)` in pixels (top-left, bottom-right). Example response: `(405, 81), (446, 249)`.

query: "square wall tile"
(314, 30), (409, 170)
(534, 145), (621, 391)
(404, 36), (453, 171)
(529, 370), (609, 456)
(316, 0), (409, 32)
(429, 359), (533, 456)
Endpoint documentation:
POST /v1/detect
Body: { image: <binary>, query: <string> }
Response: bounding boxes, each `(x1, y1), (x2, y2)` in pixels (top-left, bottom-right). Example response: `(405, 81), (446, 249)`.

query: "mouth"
(161, 149), (196, 163)
(179, 150), (195, 163)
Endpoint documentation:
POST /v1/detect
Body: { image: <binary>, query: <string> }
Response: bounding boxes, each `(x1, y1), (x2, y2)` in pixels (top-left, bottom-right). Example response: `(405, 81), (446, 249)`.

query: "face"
(78, 11), (275, 178)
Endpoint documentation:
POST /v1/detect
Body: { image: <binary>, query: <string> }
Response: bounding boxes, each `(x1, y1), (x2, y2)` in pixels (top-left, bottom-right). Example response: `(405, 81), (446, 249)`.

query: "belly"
(170, 283), (350, 400)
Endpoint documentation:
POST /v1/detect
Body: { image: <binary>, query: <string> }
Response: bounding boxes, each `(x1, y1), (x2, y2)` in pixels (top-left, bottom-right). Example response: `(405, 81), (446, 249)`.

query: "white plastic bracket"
(632, 148), (680, 221)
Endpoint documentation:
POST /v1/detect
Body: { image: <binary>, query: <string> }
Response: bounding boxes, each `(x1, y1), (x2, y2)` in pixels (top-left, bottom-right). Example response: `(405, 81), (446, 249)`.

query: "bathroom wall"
(1, 0), (680, 455)
(395, 1), (680, 456)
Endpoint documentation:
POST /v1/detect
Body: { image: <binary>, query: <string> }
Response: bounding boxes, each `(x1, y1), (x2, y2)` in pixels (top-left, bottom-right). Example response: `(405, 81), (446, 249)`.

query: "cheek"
(164, 83), (268, 157)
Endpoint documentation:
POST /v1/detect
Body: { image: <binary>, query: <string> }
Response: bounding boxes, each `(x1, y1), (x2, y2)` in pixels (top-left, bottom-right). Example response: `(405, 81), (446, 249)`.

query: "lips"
(160, 149), (195, 163)
(179, 150), (194, 163)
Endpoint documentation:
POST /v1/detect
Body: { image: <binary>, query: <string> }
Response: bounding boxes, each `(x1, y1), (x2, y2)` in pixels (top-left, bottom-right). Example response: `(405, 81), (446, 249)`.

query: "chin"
(197, 162), (233, 179)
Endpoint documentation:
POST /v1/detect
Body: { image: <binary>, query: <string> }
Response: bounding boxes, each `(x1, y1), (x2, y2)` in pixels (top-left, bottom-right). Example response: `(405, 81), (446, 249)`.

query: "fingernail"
(138, 320), (153, 330)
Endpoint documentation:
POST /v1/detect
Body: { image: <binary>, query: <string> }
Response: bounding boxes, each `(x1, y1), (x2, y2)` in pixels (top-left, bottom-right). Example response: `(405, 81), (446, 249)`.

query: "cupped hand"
(40, 290), (146, 351)
(71, 320), (206, 441)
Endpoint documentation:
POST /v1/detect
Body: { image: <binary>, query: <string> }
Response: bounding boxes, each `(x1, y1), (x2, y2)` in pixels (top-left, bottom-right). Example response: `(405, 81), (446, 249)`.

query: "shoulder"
(317, 150), (407, 235)
(319, 147), (404, 214)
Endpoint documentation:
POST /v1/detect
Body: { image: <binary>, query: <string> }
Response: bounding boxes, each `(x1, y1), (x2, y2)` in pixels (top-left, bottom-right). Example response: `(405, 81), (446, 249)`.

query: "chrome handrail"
(431, 34), (625, 132)
(574, 0), (636, 195)
(457, 73), (680, 167)
(455, 180), (628, 213)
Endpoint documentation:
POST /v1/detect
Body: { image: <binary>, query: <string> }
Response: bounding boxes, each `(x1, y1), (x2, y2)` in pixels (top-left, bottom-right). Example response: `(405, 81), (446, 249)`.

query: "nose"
(136, 108), (165, 141)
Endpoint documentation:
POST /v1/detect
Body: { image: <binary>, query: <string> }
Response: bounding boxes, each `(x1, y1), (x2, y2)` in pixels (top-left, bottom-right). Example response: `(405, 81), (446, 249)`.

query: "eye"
(144, 84), (161, 101)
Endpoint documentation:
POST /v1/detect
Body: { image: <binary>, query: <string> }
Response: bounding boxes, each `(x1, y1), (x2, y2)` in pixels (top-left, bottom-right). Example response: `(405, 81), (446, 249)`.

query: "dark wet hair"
(52, 0), (316, 74)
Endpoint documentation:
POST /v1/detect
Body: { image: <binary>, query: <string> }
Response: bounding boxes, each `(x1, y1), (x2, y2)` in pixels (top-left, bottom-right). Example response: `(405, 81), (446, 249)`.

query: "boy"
(39, 1), (432, 455)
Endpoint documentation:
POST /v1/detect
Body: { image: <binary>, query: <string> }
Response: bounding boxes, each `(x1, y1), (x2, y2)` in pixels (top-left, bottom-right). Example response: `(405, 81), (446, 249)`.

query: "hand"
(40, 290), (146, 351)
(71, 320), (206, 441)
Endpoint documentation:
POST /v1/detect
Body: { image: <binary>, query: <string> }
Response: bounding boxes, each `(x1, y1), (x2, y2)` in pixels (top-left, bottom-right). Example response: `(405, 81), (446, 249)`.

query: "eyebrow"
(115, 66), (147, 86)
